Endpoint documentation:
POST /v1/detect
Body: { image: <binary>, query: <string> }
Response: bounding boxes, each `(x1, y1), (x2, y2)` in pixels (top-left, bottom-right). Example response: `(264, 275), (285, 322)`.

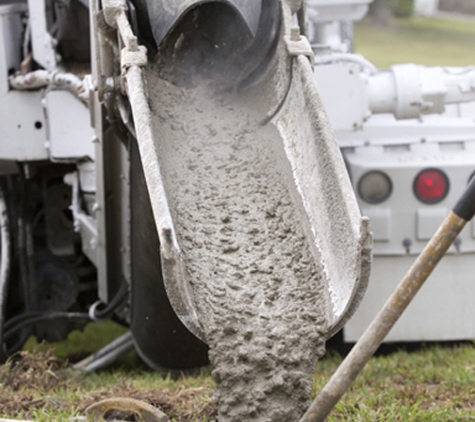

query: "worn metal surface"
(0, 4), (24, 96)
(273, 50), (372, 336)
(86, 397), (168, 422)
(300, 210), (467, 422)
(89, 0), (110, 302)
(26, 0), (57, 70)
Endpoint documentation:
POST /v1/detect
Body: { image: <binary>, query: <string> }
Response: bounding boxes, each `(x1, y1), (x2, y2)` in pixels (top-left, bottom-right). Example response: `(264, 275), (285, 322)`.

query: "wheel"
(130, 137), (209, 370)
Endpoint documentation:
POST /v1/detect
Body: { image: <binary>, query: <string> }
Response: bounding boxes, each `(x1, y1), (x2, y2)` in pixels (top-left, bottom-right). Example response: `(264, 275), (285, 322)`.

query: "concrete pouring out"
(146, 63), (329, 420)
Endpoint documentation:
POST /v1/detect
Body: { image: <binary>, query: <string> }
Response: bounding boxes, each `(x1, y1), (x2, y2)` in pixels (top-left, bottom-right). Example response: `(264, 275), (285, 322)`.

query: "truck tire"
(130, 137), (209, 370)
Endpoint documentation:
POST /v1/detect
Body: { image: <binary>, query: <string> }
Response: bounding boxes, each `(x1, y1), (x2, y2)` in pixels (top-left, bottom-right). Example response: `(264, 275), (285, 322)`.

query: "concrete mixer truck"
(0, 0), (473, 420)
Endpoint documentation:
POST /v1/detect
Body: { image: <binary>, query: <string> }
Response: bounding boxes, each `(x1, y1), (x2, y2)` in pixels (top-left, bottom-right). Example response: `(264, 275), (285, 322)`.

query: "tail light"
(358, 171), (392, 204)
(413, 168), (449, 204)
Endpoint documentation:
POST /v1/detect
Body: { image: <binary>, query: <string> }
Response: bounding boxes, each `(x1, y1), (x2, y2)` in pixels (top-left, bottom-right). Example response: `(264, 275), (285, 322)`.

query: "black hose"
(260, 56), (294, 126)
(2, 282), (129, 345)
(4, 312), (91, 341)
(94, 281), (129, 320)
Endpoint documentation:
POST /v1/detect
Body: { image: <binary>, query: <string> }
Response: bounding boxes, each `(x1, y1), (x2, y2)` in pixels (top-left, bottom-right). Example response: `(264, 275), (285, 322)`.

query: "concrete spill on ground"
(146, 63), (328, 421)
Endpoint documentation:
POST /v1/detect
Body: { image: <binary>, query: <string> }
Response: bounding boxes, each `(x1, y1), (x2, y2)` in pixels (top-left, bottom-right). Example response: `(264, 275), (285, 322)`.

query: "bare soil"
(0, 351), (216, 421)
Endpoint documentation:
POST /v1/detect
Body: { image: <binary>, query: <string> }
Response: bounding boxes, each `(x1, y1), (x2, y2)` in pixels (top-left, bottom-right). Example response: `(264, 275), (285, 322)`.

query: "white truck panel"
(46, 90), (95, 161)
(27, 0), (57, 70)
(345, 254), (475, 342)
(0, 4), (24, 96)
(313, 63), (368, 131)
(0, 90), (48, 161)
(344, 140), (475, 255)
(307, 0), (371, 22)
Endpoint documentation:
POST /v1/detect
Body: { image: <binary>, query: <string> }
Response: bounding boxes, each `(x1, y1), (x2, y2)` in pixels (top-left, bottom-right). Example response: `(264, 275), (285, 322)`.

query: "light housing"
(358, 170), (392, 204)
(413, 168), (449, 204)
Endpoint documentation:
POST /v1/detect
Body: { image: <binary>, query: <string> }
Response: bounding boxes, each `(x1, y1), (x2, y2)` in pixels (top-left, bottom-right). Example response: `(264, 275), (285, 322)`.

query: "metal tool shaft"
(300, 210), (466, 422)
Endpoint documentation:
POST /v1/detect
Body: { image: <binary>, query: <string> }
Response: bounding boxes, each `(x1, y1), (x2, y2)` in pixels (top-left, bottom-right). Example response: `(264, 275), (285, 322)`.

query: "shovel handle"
(300, 176), (475, 422)
(453, 176), (475, 221)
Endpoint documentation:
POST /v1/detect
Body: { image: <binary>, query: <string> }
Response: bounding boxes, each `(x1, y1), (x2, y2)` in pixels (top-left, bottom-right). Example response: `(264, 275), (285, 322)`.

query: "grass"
(319, 345), (475, 421)
(355, 17), (475, 68)
(22, 320), (131, 362)
(3, 16), (475, 422)
(1, 330), (475, 420)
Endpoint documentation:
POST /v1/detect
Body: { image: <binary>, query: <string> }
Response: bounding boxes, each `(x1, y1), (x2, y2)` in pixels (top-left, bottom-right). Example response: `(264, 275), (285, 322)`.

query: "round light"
(413, 168), (449, 204)
(358, 171), (392, 204)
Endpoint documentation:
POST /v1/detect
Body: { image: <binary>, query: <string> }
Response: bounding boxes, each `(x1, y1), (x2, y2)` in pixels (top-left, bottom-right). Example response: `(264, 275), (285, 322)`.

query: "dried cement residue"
(146, 64), (328, 421)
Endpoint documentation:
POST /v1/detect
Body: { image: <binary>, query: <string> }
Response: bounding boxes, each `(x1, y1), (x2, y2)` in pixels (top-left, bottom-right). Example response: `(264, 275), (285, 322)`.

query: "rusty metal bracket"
(86, 397), (168, 422)
(101, 0), (148, 94)
(284, 26), (314, 67)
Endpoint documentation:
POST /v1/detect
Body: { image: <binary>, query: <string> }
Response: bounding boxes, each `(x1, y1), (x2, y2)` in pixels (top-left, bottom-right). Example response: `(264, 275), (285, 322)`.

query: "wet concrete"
(146, 66), (328, 421)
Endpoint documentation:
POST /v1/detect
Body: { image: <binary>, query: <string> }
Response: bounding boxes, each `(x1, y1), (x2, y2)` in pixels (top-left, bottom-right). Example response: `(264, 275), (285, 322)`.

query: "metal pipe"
(78, 339), (134, 373)
(313, 52), (377, 75)
(300, 176), (475, 422)
(73, 331), (134, 372)
(368, 65), (475, 119)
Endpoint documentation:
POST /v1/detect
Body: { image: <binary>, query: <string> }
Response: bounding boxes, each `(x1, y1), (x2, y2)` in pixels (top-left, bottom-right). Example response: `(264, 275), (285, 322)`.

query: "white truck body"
(309, 0), (475, 342)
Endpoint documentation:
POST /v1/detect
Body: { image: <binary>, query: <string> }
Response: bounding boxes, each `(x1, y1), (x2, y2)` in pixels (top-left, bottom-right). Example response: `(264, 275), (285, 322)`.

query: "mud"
(146, 63), (328, 421)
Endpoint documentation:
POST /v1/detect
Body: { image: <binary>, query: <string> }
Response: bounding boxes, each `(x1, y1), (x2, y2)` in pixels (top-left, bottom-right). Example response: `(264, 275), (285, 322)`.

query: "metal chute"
(107, 0), (371, 353)
(100, 1), (371, 417)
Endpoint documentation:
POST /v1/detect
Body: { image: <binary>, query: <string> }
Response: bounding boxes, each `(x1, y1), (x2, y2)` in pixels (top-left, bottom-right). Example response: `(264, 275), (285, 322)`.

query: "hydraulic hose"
(2, 282), (129, 349)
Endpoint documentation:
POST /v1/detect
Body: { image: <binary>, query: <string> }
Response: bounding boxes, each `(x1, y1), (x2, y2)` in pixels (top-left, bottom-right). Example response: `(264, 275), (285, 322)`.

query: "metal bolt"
(290, 26), (301, 42)
(127, 36), (139, 52)
(453, 237), (462, 253)
(402, 238), (412, 254)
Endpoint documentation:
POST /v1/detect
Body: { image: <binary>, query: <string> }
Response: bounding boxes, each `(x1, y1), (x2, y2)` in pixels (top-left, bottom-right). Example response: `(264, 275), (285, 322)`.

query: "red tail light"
(414, 169), (449, 204)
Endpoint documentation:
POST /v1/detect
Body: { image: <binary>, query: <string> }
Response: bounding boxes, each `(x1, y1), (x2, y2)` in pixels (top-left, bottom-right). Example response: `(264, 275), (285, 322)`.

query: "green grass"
(355, 17), (475, 68)
(23, 320), (130, 362)
(1, 334), (475, 421)
(318, 346), (475, 421)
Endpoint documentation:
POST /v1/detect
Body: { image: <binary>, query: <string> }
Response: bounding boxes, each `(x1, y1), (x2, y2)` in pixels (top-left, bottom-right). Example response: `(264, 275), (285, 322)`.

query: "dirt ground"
(0, 350), (216, 421)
